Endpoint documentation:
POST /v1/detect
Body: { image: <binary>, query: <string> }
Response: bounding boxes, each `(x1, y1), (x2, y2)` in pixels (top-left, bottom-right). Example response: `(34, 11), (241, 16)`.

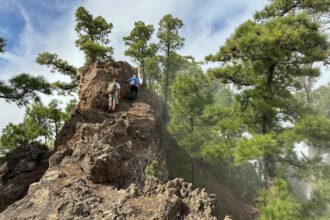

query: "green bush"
(258, 179), (302, 220)
(144, 160), (161, 179)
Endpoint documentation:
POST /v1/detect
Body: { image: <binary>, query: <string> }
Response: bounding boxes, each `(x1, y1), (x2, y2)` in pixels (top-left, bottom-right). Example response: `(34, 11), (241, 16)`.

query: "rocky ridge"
(0, 60), (218, 219)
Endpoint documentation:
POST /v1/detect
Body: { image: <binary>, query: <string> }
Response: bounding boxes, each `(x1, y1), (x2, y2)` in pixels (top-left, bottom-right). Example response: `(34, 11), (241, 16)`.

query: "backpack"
(108, 82), (117, 94)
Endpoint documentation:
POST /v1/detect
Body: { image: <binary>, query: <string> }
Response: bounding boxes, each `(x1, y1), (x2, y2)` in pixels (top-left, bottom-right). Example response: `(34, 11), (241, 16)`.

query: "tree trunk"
(141, 60), (146, 88)
(191, 157), (195, 185)
(264, 155), (276, 189)
(302, 76), (320, 160)
(261, 107), (277, 189)
(148, 78), (152, 89)
(190, 116), (195, 185)
(54, 121), (59, 138)
(164, 45), (170, 103)
(263, 65), (277, 189)
(302, 76), (312, 104)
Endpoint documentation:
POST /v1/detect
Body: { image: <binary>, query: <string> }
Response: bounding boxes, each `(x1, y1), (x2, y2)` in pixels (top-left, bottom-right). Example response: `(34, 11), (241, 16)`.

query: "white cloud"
(0, 1), (80, 131)
(82, 0), (270, 62)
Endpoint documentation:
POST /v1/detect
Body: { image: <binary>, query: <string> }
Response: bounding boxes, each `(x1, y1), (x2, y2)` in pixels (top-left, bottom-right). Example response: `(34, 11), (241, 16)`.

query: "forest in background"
(0, 0), (330, 219)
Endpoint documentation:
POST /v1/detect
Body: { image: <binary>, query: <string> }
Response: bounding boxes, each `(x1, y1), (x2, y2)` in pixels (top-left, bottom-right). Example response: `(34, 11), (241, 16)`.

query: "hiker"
(108, 78), (121, 112)
(127, 74), (140, 99)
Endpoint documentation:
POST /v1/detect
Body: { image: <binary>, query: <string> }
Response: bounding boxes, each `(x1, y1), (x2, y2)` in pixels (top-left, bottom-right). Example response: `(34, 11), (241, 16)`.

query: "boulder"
(0, 143), (50, 212)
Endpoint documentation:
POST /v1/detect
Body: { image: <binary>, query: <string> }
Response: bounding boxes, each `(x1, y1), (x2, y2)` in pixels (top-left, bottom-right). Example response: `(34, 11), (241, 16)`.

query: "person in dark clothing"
(127, 74), (140, 100)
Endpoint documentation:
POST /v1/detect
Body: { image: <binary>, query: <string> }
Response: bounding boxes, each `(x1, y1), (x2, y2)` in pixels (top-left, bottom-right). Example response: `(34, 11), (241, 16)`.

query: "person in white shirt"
(108, 78), (121, 112)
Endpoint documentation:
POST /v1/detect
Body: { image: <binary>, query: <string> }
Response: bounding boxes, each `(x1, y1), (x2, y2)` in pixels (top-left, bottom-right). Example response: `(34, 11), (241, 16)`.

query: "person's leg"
(131, 85), (138, 99)
(115, 92), (119, 104)
(129, 85), (134, 99)
(112, 94), (119, 111)
(112, 94), (116, 111)
(108, 96), (113, 112)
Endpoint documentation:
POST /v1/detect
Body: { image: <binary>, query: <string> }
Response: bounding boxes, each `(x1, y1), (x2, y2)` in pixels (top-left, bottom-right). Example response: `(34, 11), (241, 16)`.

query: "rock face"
(0, 143), (50, 212)
(1, 169), (217, 219)
(75, 60), (135, 111)
(51, 60), (168, 187)
(0, 60), (218, 219)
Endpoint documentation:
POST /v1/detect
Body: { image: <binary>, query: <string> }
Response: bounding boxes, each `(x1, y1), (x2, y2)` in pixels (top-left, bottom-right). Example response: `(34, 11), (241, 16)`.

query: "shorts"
(109, 93), (119, 105)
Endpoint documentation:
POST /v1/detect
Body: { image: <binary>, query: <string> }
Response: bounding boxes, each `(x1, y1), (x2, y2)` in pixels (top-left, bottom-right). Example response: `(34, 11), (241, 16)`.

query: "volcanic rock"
(0, 60), (218, 219)
(0, 143), (50, 212)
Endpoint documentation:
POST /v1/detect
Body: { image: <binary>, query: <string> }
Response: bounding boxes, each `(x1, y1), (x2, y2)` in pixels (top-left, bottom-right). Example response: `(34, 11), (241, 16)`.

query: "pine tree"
(157, 14), (184, 102)
(144, 56), (162, 91)
(0, 38), (51, 105)
(257, 179), (302, 220)
(75, 6), (113, 64)
(294, 84), (330, 218)
(0, 37), (5, 53)
(254, 0), (329, 20)
(123, 21), (157, 87)
(0, 74), (51, 106)
(0, 100), (70, 150)
(312, 83), (330, 117)
(168, 60), (215, 184)
(169, 69), (213, 150)
(0, 123), (38, 151)
(36, 7), (113, 94)
(206, 1), (329, 189)
(36, 52), (77, 94)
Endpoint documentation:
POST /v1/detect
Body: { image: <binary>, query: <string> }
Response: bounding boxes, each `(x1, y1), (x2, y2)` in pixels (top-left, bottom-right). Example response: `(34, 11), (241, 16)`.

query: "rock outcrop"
(0, 143), (50, 212)
(0, 60), (218, 219)
(51, 60), (168, 187)
(1, 169), (217, 219)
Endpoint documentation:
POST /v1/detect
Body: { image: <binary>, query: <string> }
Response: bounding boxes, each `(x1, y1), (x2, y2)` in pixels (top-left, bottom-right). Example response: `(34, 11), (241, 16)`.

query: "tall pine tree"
(206, 0), (329, 189)
(75, 6), (113, 64)
(123, 21), (157, 87)
(157, 14), (184, 102)
(36, 7), (113, 94)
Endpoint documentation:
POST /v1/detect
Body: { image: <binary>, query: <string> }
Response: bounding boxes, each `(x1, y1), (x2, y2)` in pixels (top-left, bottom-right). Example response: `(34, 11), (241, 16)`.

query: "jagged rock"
(75, 60), (135, 111)
(144, 177), (218, 219)
(0, 60), (218, 219)
(49, 60), (168, 187)
(0, 143), (50, 212)
(1, 169), (217, 219)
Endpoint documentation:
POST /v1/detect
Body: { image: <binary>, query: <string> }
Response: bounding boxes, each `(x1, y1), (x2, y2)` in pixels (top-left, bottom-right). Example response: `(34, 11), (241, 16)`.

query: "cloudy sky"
(0, 0), (329, 131)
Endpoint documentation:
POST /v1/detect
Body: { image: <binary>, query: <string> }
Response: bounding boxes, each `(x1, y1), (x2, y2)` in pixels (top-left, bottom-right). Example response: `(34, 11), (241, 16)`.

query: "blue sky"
(0, 0), (329, 130)
(0, 0), (81, 51)
(0, 0), (268, 68)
